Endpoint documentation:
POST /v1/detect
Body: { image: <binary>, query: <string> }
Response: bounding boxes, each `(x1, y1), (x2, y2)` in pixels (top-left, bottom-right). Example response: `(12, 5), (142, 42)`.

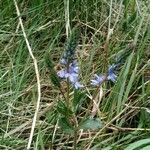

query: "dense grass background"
(0, 0), (150, 149)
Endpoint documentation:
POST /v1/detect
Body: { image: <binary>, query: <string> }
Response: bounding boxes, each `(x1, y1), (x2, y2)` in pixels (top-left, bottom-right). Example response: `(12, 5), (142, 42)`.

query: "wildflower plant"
(45, 28), (126, 150)
(45, 29), (91, 137)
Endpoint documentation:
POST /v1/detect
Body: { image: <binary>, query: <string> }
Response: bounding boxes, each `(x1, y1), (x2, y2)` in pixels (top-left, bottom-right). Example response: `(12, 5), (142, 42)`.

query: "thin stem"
(67, 77), (70, 107)
(73, 115), (78, 150)
(64, 0), (70, 108)
(66, 62), (70, 107)
(104, 0), (113, 72)
(73, 128), (77, 150)
(59, 86), (67, 101)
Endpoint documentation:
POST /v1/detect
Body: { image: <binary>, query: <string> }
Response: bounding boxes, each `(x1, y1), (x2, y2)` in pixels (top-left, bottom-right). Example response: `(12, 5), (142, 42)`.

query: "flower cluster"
(58, 60), (118, 88)
(91, 64), (118, 86)
(57, 60), (83, 89)
(56, 29), (119, 89)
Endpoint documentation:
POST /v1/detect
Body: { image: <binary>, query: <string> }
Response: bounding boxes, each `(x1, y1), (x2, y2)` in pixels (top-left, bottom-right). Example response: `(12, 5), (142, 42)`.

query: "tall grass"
(0, 0), (150, 149)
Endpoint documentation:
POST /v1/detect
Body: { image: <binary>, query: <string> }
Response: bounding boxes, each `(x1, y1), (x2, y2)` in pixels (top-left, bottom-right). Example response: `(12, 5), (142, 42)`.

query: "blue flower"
(57, 60), (83, 89)
(74, 81), (84, 89)
(91, 64), (118, 86)
(108, 64), (117, 73)
(91, 74), (106, 86)
(107, 72), (117, 82)
(107, 64), (118, 82)
(57, 60), (78, 81)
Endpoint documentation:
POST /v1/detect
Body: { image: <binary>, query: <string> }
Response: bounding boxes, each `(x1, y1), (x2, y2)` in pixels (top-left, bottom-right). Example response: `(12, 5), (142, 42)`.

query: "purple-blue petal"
(57, 70), (66, 78)
(69, 61), (79, 73)
(68, 73), (78, 83)
(107, 64), (118, 82)
(60, 58), (67, 65)
(108, 64), (119, 73)
(73, 81), (84, 89)
(91, 79), (100, 86)
(107, 73), (117, 82)
(91, 74), (106, 86)
(69, 66), (79, 74)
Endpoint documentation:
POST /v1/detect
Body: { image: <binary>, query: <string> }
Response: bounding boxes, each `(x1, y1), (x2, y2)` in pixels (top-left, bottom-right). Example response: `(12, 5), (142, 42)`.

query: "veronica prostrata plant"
(45, 28), (130, 150)
(45, 29), (94, 150)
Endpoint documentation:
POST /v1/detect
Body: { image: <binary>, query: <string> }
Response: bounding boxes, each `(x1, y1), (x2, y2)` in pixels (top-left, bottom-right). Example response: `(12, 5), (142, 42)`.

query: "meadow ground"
(0, 0), (150, 149)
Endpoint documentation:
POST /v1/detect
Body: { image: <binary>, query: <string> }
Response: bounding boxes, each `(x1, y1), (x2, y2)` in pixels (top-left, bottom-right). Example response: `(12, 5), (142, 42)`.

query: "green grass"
(0, 0), (150, 149)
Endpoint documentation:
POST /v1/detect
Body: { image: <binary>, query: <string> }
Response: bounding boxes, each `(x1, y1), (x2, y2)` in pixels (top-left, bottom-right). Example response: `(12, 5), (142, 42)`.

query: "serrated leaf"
(59, 117), (74, 134)
(79, 117), (102, 130)
(124, 138), (150, 150)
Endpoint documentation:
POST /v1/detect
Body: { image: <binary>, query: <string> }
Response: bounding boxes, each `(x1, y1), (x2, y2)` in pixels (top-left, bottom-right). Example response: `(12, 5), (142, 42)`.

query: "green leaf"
(73, 90), (86, 112)
(124, 138), (150, 150)
(79, 117), (102, 130)
(59, 117), (74, 134)
(123, 0), (129, 8)
(140, 145), (150, 150)
(57, 100), (73, 117)
(45, 54), (61, 87)
(117, 52), (134, 114)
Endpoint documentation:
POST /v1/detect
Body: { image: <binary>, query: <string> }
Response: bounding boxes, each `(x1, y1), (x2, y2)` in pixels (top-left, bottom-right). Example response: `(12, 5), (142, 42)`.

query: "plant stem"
(66, 61), (70, 107)
(67, 77), (70, 107)
(59, 86), (67, 101)
(73, 128), (77, 150)
(73, 115), (78, 150)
